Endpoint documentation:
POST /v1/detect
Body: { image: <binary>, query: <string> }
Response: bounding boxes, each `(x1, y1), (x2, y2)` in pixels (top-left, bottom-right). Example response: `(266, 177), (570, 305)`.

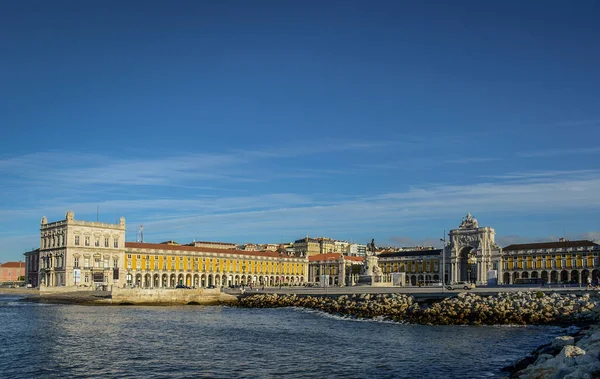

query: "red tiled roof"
(309, 254), (366, 262)
(1, 262), (24, 268)
(125, 242), (298, 259)
(188, 240), (237, 246)
(309, 253), (342, 262)
(503, 240), (599, 251)
(345, 256), (365, 262)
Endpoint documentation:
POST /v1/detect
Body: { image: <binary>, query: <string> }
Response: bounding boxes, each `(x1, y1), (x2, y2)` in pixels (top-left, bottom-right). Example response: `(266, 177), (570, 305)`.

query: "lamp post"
(440, 230), (446, 293)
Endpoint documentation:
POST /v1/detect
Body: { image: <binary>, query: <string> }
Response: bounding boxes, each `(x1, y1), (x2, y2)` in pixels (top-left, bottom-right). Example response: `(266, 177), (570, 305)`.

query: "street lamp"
(440, 230), (446, 293)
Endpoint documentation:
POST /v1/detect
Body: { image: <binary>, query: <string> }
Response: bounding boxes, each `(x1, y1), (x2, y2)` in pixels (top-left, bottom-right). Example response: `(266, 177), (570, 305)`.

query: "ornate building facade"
(39, 211), (126, 288)
(35, 211), (308, 289)
(29, 211), (600, 288)
(307, 253), (364, 286)
(448, 213), (501, 285)
(378, 248), (442, 286)
(499, 239), (600, 285)
(125, 242), (307, 288)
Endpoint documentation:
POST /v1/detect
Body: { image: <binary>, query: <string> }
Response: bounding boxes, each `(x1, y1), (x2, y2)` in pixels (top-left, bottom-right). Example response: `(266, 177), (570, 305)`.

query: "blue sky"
(1, 0), (599, 262)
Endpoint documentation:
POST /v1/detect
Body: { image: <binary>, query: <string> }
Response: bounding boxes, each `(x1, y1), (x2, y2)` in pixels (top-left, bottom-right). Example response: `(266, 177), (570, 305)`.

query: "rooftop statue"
(460, 212), (479, 229)
(367, 239), (376, 256)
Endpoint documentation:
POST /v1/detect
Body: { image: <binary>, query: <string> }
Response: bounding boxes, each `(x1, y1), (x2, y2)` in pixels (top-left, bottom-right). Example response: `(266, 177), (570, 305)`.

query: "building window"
(85, 236), (90, 246)
(104, 238), (109, 247)
(114, 239), (119, 248)
(146, 260), (150, 270)
(113, 259), (118, 268)
(127, 260), (132, 269)
(85, 273), (89, 283)
(74, 258), (79, 268)
(104, 257), (109, 268)
(95, 238), (100, 247)
(154, 261), (158, 270)
(75, 236), (80, 246)
(136, 260), (141, 270)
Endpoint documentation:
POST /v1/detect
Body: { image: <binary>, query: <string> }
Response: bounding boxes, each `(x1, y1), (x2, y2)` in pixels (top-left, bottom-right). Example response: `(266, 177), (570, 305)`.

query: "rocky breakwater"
(237, 291), (600, 326)
(504, 325), (600, 378)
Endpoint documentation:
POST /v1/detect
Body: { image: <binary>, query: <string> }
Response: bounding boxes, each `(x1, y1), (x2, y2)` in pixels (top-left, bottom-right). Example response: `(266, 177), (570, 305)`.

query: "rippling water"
(0, 295), (564, 378)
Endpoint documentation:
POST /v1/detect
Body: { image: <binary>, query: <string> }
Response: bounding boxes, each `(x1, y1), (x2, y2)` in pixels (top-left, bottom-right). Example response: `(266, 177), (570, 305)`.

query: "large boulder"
(553, 336), (575, 350)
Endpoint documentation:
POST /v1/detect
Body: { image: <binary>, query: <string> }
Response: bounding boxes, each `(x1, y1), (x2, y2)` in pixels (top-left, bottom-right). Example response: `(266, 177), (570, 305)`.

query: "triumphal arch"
(449, 213), (502, 285)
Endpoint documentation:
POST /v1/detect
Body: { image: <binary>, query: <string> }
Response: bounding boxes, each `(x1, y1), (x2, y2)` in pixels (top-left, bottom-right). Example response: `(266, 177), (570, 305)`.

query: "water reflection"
(0, 296), (562, 378)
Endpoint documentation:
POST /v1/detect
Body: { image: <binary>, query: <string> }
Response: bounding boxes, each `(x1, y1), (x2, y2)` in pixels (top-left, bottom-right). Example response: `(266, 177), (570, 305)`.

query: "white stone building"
(39, 211), (126, 288)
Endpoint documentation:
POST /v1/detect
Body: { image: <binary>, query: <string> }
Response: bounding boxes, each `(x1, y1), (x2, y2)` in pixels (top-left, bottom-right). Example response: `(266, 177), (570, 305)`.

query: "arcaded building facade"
(35, 211), (308, 289)
(308, 253), (364, 286)
(30, 211), (600, 288)
(378, 248), (442, 286)
(125, 242), (308, 288)
(499, 239), (600, 285)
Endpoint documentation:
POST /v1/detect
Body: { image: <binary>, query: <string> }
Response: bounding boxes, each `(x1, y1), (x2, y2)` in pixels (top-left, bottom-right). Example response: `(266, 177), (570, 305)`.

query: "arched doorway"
(551, 271), (558, 283)
(571, 270), (579, 284)
(582, 270), (590, 285)
(593, 269), (600, 283)
(503, 272), (510, 285)
(459, 246), (477, 283)
(541, 271), (549, 283)
(560, 270), (569, 283)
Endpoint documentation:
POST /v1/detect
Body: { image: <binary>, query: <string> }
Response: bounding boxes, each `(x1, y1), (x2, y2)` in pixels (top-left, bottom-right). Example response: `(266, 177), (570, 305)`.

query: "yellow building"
(293, 237), (321, 257)
(308, 253), (364, 286)
(125, 242), (308, 288)
(377, 248), (442, 286)
(499, 239), (600, 285)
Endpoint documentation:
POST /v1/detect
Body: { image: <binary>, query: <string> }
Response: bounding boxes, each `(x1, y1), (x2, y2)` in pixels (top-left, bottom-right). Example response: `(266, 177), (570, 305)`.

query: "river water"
(0, 295), (564, 378)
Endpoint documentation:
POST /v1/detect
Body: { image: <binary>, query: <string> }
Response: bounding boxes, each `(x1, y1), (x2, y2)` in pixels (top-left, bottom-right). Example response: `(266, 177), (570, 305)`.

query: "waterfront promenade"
(227, 284), (593, 298)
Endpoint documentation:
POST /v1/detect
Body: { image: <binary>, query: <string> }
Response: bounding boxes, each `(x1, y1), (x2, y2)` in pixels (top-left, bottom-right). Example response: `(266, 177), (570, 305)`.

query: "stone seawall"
(110, 287), (237, 305)
(237, 291), (600, 326)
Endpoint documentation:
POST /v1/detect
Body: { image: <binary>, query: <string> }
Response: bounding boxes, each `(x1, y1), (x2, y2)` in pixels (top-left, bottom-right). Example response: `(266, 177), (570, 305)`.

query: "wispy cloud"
(231, 139), (397, 159)
(518, 147), (600, 158)
(481, 169), (600, 180)
(0, 140), (391, 191)
(355, 156), (498, 171)
(61, 173), (600, 244)
(2, 146), (600, 260)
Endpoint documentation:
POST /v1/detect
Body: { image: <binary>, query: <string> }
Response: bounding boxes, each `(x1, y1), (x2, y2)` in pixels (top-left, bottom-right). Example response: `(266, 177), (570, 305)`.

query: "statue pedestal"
(357, 255), (387, 286)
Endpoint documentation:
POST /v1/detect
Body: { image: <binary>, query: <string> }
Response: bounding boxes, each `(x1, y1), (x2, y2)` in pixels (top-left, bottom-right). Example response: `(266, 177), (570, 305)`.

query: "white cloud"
(2, 146), (600, 257)
(518, 147), (600, 158)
